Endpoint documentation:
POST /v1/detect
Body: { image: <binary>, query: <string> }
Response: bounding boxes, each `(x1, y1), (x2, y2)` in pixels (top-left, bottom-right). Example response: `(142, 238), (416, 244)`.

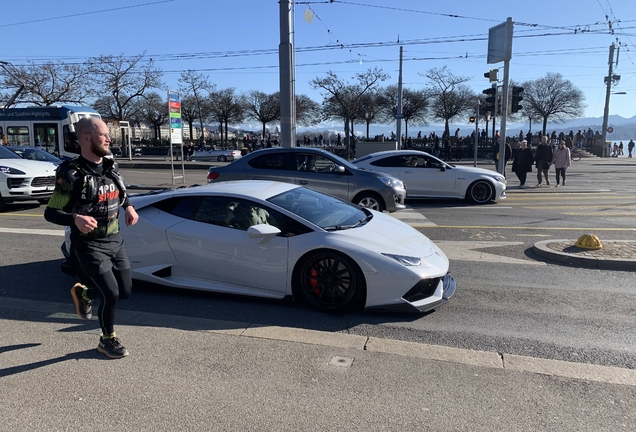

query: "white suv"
(0, 146), (58, 211)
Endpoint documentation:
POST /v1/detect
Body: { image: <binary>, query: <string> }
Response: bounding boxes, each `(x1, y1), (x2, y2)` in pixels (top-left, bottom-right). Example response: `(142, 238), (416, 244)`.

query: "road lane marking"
(522, 205), (636, 209)
(562, 211), (636, 216)
(0, 213), (43, 217)
(429, 226), (636, 231)
(0, 227), (64, 236)
(435, 241), (545, 265)
(391, 209), (437, 227)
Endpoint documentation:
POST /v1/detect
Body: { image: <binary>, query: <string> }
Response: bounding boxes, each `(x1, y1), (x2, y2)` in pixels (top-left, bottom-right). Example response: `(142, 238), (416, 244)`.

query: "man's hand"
(125, 206), (139, 227)
(74, 214), (98, 234)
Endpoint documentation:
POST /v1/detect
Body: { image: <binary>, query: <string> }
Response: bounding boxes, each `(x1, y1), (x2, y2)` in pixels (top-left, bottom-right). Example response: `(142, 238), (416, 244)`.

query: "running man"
(44, 117), (138, 359)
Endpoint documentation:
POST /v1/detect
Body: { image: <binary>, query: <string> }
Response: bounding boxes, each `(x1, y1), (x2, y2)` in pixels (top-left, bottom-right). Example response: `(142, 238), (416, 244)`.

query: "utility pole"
(601, 43), (616, 157)
(395, 46), (404, 150)
(279, 0), (296, 148)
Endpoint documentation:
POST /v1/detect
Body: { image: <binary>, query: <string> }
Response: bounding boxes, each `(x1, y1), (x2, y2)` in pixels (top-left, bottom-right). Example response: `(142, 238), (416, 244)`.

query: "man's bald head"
(76, 117), (104, 137)
(76, 117), (111, 160)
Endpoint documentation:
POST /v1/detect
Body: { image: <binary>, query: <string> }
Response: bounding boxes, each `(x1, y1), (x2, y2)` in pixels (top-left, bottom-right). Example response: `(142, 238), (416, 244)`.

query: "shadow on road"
(0, 348), (106, 378)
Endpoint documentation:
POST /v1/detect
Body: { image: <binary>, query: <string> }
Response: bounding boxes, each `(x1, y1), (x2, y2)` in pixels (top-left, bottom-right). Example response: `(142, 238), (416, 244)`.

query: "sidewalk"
(1, 297), (635, 431)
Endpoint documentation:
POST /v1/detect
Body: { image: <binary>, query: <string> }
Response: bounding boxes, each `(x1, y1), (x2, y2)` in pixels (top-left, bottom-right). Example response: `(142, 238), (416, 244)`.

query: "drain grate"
(329, 356), (353, 367)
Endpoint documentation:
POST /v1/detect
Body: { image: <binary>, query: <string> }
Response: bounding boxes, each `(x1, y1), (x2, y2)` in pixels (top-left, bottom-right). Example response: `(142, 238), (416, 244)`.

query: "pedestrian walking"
(186, 143), (195, 161)
(493, 141), (512, 178)
(552, 140), (571, 187)
(511, 140), (533, 187)
(44, 117), (139, 359)
(628, 139), (634, 158)
(534, 136), (553, 187)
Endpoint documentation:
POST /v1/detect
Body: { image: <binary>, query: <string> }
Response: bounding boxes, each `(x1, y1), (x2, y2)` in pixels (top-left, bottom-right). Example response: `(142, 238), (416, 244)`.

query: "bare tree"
(136, 92), (169, 141)
(423, 66), (475, 140)
(0, 60), (90, 106)
(380, 86), (430, 142)
(521, 72), (585, 136)
(295, 94), (320, 127)
(87, 53), (163, 121)
(178, 70), (212, 143)
(180, 95), (200, 142)
(357, 90), (384, 140)
(208, 88), (246, 145)
(245, 91), (280, 138)
(311, 68), (389, 155)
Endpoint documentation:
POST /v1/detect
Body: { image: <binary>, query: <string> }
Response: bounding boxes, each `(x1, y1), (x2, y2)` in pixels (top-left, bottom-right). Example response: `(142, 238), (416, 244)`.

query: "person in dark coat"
(493, 141), (512, 177)
(534, 136), (554, 186)
(511, 140), (533, 187)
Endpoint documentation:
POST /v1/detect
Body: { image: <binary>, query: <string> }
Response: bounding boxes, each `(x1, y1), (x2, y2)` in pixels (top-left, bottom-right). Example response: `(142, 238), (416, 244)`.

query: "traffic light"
(482, 87), (497, 115)
(484, 69), (498, 82)
(511, 86), (524, 113)
(469, 116), (475, 123)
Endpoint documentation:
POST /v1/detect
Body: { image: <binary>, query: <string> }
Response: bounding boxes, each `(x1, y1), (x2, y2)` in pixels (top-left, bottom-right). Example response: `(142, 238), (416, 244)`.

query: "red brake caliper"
(309, 267), (320, 295)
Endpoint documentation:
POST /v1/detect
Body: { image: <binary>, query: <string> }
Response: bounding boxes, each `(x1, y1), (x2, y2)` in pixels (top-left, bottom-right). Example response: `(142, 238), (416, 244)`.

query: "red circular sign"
(607, 126), (614, 133)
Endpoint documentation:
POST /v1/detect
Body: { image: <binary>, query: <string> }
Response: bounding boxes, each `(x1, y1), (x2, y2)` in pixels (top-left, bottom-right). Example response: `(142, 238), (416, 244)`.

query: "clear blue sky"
(3, 0), (635, 126)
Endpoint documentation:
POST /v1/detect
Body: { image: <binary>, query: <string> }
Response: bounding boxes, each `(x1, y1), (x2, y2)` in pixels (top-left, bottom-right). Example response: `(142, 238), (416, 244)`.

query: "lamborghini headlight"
(382, 253), (421, 266)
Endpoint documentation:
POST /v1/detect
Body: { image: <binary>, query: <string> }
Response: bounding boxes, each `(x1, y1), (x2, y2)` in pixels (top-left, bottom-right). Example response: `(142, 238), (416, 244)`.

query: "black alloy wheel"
(467, 180), (494, 204)
(296, 251), (364, 312)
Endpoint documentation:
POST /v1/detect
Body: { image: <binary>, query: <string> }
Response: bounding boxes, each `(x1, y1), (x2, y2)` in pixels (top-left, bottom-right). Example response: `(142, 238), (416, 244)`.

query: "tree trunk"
(444, 120), (450, 142)
(366, 121), (370, 140)
(224, 120), (229, 146)
(262, 122), (267, 142)
(189, 122), (194, 142)
(198, 118), (205, 143)
(542, 116), (548, 137)
(405, 120), (409, 147)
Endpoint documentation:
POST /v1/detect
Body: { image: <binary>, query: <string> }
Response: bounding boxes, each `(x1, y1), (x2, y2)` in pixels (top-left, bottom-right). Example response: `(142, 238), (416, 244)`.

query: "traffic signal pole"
(474, 101), (479, 167)
(498, 59), (510, 176)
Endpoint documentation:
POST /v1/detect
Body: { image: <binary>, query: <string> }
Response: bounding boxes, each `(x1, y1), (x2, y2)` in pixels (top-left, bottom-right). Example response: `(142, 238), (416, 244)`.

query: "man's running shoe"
(70, 283), (92, 320)
(97, 337), (129, 359)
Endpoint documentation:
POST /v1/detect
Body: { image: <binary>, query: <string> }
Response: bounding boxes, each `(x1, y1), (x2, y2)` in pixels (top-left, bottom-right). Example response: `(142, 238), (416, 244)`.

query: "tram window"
(34, 123), (58, 152)
(7, 126), (30, 145)
(63, 125), (80, 154)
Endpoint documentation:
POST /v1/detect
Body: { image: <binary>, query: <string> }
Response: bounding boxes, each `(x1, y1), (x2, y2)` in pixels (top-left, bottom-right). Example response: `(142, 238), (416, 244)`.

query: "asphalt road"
(1, 156), (635, 430)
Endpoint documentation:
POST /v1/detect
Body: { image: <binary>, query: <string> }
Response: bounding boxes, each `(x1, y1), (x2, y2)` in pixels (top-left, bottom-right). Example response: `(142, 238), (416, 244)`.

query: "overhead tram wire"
(0, 0), (178, 28)
(6, 21), (634, 68)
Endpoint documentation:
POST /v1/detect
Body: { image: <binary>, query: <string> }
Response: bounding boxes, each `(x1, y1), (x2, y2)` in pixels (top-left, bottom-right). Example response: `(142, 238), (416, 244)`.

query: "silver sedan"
(194, 148), (243, 162)
(206, 147), (406, 212)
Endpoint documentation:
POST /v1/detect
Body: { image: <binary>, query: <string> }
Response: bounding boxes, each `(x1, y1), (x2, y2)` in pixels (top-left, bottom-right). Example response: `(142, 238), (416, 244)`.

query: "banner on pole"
(168, 90), (182, 144)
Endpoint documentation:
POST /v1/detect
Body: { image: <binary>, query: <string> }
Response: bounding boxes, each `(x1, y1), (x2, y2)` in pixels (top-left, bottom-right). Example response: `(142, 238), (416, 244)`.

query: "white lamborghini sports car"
(63, 180), (455, 313)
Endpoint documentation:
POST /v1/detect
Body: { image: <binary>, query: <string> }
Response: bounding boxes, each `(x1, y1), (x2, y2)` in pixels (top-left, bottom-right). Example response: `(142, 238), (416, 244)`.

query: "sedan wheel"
(296, 251), (364, 312)
(353, 193), (385, 212)
(467, 180), (494, 204)
(217, 155), (227, 162)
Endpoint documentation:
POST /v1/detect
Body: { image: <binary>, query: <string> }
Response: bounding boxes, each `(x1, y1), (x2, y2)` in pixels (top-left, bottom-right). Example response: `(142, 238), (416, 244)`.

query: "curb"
(533, 239), (636, 271)
(2, 296), (635, 387)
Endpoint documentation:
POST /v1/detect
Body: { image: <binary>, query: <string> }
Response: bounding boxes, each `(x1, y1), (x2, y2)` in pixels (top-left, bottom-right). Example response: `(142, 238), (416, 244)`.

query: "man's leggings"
(70, 242), (132, 336)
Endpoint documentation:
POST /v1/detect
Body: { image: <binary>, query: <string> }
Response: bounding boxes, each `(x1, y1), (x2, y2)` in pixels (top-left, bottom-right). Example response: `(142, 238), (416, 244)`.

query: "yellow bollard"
(575, 234), (603, 250)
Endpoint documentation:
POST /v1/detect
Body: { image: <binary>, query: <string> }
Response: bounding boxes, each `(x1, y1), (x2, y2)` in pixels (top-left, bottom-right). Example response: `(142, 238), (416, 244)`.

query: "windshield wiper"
(323, 214), (373, 231)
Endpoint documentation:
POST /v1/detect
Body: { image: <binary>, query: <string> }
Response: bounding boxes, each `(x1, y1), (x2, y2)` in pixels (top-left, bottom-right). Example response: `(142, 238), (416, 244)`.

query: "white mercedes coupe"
(353, 150), (506, 204)
(63, 180), (455, 313)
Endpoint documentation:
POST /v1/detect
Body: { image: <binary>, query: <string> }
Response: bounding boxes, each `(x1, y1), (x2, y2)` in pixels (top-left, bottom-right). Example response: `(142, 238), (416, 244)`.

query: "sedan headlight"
(382, 253), (421, 266)
(0, 166), (26, 175)
(378, 176), (405, 189)
(491, 175), (505, 183)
